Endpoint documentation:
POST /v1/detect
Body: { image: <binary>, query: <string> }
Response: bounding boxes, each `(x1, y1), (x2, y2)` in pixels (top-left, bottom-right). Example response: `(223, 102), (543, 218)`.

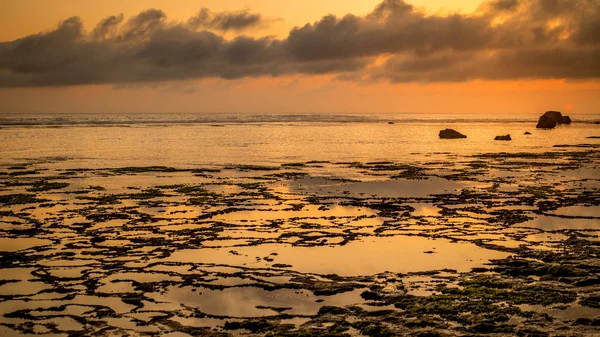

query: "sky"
(0, 0), (599, 114)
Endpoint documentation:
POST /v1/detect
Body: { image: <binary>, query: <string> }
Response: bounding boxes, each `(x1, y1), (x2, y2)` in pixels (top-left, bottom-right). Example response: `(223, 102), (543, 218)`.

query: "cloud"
(188, 8), (267, 31)
(371, 47), (600, 83)
(0, 0), (599, 88)
(121, 9), (167, 41)
(92, 14), (124, 40)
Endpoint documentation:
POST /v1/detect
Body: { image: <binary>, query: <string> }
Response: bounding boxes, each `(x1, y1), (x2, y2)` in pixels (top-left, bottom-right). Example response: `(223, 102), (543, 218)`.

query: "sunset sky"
(1, 0), (599, 114)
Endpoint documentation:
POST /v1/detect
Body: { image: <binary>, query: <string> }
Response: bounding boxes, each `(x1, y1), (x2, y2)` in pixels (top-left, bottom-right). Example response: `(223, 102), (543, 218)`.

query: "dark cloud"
(487, 0), (520, 11)
(188, 8), (265, 31)
(121, 9), (166, 41)
(373, 46), (600, 82)
(0, 0), (599, 87)
(92, 14), (124, 40)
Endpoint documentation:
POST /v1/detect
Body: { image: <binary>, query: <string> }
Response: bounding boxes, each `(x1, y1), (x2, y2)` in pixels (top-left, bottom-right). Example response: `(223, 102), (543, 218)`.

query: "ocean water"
(1, 113), (598, 167)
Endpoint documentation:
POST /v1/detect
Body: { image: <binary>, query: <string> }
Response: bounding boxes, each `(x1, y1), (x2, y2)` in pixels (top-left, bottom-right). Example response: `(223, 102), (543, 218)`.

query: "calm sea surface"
(1, 113), (599, 167)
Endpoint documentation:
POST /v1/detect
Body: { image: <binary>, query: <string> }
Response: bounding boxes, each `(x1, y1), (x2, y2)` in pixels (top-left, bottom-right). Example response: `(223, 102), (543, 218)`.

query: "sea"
(1, 112), (598, 168)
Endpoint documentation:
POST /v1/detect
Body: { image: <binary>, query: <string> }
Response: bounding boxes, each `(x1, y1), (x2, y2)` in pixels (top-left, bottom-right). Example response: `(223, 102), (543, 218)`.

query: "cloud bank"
(0, 0), (599, 87)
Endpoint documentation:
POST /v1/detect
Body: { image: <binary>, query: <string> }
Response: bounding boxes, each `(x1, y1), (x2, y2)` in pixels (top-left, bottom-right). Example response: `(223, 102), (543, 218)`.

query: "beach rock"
(388, 122), (395, 125)
(524, 131), (532, 135)
(439, 129), (467, 139)
(494, 134), (511, 141)
(536, 115), (557, 129)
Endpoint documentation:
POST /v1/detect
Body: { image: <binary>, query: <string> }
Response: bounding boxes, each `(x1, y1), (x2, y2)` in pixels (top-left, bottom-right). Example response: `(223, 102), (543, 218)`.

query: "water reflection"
(519, 214), (600, 230)
(151, 287), (365, 317)
(168, 235), (508, 275)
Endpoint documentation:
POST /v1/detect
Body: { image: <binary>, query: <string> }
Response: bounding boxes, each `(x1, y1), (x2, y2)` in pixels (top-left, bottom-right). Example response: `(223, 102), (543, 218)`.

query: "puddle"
(408, 203), (442, 217)
(518, 215), (600, 230)
(151, 287), (365, 317)
(168, 235), (509, 275)
(549, 206), (600, 218)
(213, 205), (376, 224)
(0, 238), (53, 252)
(104, 272), (181, 283)
(520, 304), (600, 320)
(0, 268), (35, 281)
(97, 281), (136, 294)
(552, 305), (600, 320)
(290, 177), (477, 198)
(0, 281), (50, 296)
(169, 316), (226, 329)
(42, 317), (85, 332)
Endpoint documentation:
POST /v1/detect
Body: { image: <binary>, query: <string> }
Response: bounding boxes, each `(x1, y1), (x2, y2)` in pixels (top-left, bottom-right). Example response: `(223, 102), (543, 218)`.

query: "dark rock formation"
(439, 129), (467, 139)
(524, 131), (532, 135)
(495, 135), (512, 141)
(544, 111), (563, 121)
(537, 115), (557, 129)
(560, 116), (572, 124)
(537, 111), (572, 128)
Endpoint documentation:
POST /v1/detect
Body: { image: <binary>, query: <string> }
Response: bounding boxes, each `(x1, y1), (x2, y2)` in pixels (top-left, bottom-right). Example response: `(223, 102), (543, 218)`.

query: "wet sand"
(1, 142), (599, 336)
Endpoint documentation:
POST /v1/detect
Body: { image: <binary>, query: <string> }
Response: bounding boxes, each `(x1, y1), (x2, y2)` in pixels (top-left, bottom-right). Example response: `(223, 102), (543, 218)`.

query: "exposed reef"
(0, 147), (599, 336)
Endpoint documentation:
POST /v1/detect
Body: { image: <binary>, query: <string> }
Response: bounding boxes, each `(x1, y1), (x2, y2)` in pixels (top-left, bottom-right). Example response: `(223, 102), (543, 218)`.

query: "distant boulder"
(536, 115), (557, 129)
(537, 111), (572, 128)
(495, 134), (512, 141)
(544, 111), (563, 122)
(439, 129), (467, 139)
(524, 131), (532, 135)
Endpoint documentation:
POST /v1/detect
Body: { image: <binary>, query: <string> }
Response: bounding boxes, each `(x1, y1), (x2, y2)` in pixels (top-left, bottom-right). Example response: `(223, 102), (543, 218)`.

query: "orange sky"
(0, 0), (484, 41)
(0, 0), (599, 114)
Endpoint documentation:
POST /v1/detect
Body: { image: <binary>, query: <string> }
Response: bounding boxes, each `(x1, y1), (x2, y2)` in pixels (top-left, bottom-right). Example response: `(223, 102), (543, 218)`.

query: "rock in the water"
(439, 129), (467, 139)
(524, 131), (532, 135)
(543, 111), (563, 122)
(537, 111), (572, 128)
(560, 116), (572, 124)
(494, 134), (511, 141)
(388, 122), (395, 125)
(536, 115), (557, 129)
